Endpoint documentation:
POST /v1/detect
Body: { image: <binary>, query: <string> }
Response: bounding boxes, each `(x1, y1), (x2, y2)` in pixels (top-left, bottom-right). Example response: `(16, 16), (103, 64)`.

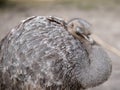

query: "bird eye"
(75, 26), (84, 35)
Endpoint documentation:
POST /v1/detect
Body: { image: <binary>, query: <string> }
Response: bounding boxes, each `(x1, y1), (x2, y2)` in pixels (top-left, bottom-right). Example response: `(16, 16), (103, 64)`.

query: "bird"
(0, 16), (112, 90)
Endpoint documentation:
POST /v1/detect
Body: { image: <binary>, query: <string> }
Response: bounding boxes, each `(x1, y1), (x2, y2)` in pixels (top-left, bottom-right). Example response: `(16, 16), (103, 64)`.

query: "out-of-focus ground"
(0, 0), (120, 90)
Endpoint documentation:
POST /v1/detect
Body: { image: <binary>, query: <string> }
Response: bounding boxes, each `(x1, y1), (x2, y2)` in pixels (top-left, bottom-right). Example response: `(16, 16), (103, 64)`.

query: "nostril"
(87, 31), (91, 35)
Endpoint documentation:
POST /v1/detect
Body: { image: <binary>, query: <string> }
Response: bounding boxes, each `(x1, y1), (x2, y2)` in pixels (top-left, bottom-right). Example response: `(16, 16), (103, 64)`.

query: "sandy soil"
(0, 5), (120, 90)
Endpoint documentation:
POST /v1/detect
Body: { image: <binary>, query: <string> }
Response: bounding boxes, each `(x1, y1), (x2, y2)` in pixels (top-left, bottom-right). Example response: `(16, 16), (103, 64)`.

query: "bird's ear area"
(67, 22), (74, 29)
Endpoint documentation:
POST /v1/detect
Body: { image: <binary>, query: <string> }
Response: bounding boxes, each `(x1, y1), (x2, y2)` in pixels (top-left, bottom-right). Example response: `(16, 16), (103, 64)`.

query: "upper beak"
(82, 34), (94, 44)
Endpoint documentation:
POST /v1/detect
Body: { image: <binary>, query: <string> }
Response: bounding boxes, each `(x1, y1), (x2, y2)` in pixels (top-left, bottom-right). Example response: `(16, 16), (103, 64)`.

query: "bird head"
(67, 18), (93, 44)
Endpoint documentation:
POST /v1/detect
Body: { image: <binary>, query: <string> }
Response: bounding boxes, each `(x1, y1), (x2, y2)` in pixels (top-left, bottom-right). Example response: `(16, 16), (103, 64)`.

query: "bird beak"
(82, 34), (94, 44)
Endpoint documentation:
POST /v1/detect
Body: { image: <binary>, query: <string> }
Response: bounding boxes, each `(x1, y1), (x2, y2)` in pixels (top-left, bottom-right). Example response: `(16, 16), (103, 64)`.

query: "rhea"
(0, 16), (112, 90)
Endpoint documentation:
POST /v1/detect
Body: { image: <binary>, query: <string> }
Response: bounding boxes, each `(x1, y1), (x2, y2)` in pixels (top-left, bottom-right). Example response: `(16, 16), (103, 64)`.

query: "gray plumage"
(0, 16), (112, 90)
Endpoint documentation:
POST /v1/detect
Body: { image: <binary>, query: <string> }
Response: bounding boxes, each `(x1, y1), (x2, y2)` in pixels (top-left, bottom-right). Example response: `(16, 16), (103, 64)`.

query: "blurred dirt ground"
(0, 0), (120, 90)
